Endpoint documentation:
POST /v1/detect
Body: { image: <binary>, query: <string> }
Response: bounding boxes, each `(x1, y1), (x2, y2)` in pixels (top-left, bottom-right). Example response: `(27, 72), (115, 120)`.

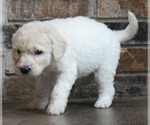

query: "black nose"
(20, 66), (31, 74)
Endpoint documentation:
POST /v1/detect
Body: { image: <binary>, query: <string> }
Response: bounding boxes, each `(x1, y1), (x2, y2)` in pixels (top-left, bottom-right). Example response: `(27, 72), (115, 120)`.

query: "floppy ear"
(48, 26), (67, 61)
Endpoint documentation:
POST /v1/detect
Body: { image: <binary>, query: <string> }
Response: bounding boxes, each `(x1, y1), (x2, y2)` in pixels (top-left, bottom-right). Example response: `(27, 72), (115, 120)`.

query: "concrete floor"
(3, 97), (147, 125)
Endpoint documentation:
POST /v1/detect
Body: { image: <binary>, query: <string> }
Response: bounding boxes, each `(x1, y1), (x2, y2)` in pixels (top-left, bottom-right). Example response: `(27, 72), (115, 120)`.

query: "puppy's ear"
(48, 26), (67, 61)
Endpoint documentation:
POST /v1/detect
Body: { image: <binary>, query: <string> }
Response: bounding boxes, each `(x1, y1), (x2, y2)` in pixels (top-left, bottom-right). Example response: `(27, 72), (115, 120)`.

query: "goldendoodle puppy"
(12, 11), (138, 115)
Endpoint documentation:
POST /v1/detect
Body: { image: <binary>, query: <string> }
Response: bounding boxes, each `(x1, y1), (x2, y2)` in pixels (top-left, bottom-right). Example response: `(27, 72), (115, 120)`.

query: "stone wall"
(2, 0), (148, 100)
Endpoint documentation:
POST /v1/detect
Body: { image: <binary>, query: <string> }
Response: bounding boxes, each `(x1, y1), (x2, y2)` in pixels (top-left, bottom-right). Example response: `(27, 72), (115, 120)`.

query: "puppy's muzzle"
(20, 66), (31, 75)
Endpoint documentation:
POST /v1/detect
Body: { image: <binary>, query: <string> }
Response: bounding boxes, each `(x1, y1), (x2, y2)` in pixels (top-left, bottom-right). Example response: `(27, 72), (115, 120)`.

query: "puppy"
(12, 11), (138, 115)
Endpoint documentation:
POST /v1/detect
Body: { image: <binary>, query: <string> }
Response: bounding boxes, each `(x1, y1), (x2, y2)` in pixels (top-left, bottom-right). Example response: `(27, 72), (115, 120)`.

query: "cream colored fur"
(12, 11), (138, 115)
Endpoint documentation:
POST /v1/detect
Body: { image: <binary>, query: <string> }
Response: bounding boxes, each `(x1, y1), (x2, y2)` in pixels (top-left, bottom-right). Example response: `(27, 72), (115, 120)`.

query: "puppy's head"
(12, 21), (66, 76)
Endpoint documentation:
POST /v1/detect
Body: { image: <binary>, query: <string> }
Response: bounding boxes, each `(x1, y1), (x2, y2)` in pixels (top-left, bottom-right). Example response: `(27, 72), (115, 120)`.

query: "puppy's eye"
(34, 50), (43, 55)
(17, 50), (21, 54)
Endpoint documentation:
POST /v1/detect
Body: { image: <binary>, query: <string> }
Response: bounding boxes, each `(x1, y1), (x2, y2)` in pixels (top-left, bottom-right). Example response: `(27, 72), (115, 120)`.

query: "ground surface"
(3, 97), (147, 125)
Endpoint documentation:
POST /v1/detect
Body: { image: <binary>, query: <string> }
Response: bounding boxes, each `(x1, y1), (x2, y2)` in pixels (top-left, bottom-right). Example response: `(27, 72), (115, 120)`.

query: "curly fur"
(12, 11), (138, 115)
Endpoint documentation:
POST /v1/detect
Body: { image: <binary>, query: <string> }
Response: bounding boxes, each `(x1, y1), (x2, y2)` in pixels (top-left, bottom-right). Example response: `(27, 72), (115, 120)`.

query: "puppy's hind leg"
(94, 67), (115, 108)
(94, 47), (120, 108)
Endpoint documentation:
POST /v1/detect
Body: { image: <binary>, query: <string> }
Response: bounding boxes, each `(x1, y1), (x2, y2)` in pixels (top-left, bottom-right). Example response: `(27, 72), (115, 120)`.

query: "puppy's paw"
(46, 101), (66, 115)
(94, 97), (113, 108)
(27, 100), (48, 110)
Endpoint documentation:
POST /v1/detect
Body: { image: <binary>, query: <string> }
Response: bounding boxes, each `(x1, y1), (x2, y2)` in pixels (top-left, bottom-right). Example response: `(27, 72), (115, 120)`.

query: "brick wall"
(2, 0), (148, 100)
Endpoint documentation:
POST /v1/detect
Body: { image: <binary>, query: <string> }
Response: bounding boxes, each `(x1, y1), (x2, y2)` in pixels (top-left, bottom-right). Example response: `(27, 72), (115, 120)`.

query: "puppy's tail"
(114, 11), (138, 43)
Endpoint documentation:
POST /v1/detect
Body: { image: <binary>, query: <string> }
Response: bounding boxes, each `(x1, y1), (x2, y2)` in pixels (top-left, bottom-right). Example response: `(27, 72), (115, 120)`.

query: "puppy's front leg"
(47, 67), (77, 115)
(27, 72), (54, 110)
